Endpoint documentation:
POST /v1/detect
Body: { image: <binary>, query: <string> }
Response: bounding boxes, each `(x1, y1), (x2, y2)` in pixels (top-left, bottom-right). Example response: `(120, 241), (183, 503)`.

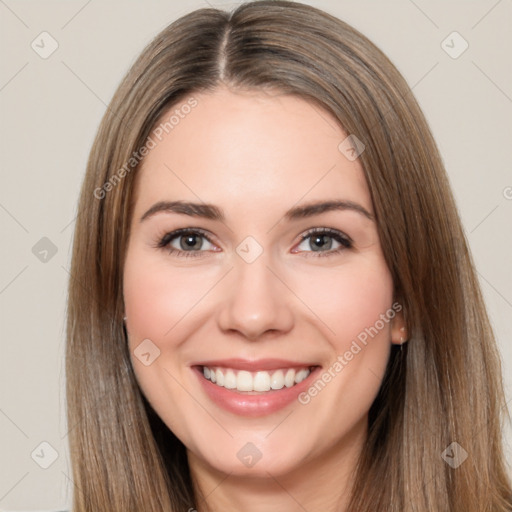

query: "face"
(123, 87), (405, 481)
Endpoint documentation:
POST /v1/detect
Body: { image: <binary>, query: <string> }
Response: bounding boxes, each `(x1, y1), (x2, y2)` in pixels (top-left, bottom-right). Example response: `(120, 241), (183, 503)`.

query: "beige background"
(0, 0), (511, 510)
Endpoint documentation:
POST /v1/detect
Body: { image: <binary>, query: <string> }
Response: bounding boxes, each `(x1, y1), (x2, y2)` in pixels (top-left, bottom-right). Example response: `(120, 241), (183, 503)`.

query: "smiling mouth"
(199, 365), (317, 393)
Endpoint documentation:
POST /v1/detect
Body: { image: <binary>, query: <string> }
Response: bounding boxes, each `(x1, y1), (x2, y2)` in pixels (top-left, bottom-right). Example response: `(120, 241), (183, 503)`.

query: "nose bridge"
(216, 244), (294, 339)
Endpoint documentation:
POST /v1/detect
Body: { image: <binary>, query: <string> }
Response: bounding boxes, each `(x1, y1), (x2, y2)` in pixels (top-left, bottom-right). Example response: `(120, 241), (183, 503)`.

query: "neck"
(188, 417), (367, 512)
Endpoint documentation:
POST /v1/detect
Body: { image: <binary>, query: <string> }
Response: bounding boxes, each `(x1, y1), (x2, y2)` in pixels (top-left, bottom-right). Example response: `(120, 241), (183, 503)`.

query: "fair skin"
(123, 86), (406, 512)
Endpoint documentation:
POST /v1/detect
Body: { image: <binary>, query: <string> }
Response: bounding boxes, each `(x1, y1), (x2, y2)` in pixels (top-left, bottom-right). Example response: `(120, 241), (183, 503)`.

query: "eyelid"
(153, 227), (220, 259)
(155, 227), (216, 249)
(292, 227), (353, 256)
(296, 226), (353, 245)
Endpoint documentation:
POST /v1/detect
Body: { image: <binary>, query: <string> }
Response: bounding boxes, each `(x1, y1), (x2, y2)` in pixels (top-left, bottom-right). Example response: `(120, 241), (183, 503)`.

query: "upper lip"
(192, 358), (319, 372)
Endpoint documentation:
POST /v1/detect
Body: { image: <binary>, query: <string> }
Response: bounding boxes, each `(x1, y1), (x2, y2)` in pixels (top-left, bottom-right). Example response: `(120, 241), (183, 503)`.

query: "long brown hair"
(66, 1), (512, 510)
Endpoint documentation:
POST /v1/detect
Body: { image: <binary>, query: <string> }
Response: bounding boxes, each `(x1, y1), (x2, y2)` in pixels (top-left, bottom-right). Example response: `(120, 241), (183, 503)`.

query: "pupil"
(312, 235), (331, 251)
(181, 234), (201, 250)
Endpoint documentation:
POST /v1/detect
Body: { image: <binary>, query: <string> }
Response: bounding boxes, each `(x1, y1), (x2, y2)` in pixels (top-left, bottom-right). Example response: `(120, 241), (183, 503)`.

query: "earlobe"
(399, 326), (408, 344)
(390, 311), (408, 345)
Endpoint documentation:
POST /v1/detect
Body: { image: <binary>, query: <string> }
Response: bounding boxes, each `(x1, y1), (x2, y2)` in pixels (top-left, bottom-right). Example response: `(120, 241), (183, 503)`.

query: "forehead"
(133, 87), (372, 218)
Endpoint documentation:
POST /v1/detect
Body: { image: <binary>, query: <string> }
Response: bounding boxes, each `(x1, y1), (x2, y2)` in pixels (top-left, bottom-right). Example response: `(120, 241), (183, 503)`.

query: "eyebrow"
(140, 199), (374, 223)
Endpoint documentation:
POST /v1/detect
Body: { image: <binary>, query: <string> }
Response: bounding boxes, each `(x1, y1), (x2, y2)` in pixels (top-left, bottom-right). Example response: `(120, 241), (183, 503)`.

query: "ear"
(390, 310), (407, 345)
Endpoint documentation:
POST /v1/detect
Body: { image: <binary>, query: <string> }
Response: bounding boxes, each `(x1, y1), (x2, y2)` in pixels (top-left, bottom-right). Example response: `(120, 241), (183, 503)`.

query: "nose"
(216, 253), (294, 341)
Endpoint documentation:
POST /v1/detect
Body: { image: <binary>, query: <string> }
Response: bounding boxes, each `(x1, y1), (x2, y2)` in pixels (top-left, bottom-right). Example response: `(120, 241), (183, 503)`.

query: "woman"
(66, 1), (512, 510)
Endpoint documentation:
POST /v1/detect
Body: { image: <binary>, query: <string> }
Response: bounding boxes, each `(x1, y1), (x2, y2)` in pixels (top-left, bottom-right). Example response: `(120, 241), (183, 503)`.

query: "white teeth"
(270, 370), (284, 390)
(201, 366), (312, 392)
(295, 368), (310, 384)
(284, 369), (295, 388)
(253, 371), (271, 392)
(224, 369), (237, 389)
(215, 368), (224, 386)
(237, 370), (253, 391)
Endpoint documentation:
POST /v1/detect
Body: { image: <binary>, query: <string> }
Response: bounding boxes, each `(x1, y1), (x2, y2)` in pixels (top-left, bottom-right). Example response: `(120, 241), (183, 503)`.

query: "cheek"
(340, 270), (393, 343)
(288, 261), (395, 447)
(290, 258), (395, 408)
(122, 252), (205, 438)
(290, 258), (395, 349)
(123, 254), (215, 343)
(122, 250), (222, 420)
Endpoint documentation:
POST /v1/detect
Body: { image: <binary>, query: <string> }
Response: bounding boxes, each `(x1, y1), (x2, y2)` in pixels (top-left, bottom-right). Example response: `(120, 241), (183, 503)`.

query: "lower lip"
(193, 366), (321, 417)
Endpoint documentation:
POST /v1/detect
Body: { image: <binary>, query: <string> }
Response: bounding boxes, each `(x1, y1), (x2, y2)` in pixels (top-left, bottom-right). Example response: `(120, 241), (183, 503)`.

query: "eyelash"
(154, 227), (353, 259)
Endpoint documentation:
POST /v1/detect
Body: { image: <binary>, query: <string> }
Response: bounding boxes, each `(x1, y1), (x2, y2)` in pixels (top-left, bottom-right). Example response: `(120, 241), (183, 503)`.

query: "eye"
(293, 227), (353, 257)
(155, 228), (217, 258)
(154, 227), (353, 259)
